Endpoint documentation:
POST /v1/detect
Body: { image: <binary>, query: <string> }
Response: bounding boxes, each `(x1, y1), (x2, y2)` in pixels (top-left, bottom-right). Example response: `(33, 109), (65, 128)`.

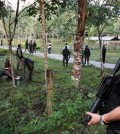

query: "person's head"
(18, 44), (21, 48)
(65, 43), (67, 46)
(86, 45), (88, 48)
(6, 58), (9, 62)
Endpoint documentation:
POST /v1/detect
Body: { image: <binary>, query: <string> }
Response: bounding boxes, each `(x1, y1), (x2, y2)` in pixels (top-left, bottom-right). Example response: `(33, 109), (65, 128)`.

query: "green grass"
(0, 50), (111, 134)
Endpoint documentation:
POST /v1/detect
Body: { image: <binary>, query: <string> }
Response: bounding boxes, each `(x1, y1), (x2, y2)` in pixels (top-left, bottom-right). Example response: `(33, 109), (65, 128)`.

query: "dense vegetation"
(0, 49), (113, 134)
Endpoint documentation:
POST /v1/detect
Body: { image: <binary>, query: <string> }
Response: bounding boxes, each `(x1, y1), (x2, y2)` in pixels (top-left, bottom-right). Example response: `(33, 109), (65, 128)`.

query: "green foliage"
(0, 52), (109, 134)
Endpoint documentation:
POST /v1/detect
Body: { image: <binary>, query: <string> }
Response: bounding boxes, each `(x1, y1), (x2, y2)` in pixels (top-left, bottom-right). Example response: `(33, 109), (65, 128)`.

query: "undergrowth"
(0, 53), (110, 134)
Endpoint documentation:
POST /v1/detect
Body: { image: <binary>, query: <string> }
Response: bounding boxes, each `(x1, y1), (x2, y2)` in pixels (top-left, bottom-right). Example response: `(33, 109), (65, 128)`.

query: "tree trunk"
(38, 0), (53, 116)
(98, 31), (104, 77)
(38, 0), (48, 83)
(71, 0), (87, 87)
(46, 69), (53, 116)
(8, 40), (16, 88)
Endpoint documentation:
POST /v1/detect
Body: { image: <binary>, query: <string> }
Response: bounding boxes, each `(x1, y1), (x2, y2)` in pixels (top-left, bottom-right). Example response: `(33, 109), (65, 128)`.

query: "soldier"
(48, 42), (52, 54)
(23, 57), (34, 81)
(102, 45), (107, 63)
(25, 39), (29, 52)
(16, 44), (23, 70)
(86, 74), (120, 134)
(62, 46), (70, 67)
(84, 45), (90, 65)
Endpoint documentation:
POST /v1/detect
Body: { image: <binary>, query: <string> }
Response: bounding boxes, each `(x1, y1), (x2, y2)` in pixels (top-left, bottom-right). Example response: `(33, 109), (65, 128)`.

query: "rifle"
(80, 58), (120, 134)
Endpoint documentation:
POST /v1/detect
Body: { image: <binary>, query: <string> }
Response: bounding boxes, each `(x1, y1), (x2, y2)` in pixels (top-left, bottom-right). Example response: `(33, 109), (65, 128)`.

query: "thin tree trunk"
(38, 0), (54, 116)
(38, 0), (48, 87)
(71, 0), (87, 87)
(98, 31), (104, 77)
(9, 40), (16, 88)
(46, 69), (53, 116)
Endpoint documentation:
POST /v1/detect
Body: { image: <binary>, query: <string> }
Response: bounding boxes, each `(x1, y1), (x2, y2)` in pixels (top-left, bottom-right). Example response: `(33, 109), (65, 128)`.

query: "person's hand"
(86, 112), (100, 125)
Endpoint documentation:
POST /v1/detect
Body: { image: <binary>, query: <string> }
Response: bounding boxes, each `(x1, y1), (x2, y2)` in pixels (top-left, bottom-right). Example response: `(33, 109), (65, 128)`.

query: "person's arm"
(86, 106), (120, 125)
(104, 106), (120, 122)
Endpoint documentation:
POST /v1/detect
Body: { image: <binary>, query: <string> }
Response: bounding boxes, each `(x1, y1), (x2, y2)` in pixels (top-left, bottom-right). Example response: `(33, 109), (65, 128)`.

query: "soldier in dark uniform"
(84, 45), (90, 65)
(86, 74), (120, 134)
(102, 45), (107, 63)
(62, 46), (70, 67)
(28, 40), (33, 54)
(33, 41), (37, 53)
(25, 39), (28, 52)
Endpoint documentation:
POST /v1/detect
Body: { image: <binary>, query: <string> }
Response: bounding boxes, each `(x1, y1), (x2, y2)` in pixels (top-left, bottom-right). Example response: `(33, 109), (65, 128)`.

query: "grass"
(0, 48), (112, 133)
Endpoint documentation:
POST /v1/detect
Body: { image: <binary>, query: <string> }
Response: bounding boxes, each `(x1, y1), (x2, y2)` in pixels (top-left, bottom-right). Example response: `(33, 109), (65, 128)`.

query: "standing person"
(86, 74), (120, 134)
(16, 44), (23, 70)
(82, 47), (85, 66)
(84, 45), (90, 65)
(62, 46), (70, 67)
(102, 45), (107, 63)
(33, 40), (37, 53)
(48, 42), (52, 54)
(23, 57), (34, 81)
(29, 40), (33, 54)
(25, 39), (28, 52)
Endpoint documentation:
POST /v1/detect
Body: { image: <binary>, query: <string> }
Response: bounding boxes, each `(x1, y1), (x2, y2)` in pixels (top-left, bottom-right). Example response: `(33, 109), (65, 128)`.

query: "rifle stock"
(80, 59), (120, 134)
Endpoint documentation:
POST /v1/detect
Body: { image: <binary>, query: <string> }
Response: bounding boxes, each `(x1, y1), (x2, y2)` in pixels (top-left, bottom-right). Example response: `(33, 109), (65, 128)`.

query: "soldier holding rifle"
(81, 59), (120, 134)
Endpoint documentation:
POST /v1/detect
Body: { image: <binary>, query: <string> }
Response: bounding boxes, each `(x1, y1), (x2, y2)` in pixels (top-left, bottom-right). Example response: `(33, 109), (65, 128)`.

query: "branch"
(0, 4), (9, 41)
(1, 16), (9, 41)
(11, 0), (20, 40)
(10, 0), (37, 26)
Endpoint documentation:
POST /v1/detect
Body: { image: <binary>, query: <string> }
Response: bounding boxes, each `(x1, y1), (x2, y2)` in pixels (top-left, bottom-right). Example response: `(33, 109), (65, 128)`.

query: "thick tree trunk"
(71, 0), (87, 86)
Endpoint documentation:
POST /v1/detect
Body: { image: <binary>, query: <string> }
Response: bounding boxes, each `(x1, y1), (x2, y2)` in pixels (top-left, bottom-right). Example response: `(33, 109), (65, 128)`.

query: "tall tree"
(71, 0), (87, 86)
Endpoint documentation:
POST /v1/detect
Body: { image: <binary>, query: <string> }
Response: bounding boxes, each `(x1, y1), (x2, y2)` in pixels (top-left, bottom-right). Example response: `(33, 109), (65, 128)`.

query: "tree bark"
(38, 0), (48, 82)
(98, 31), (104, 77)
(46, 69), (53, 116)
(38, 0), (53, 116)
(71, 0), (87, 87)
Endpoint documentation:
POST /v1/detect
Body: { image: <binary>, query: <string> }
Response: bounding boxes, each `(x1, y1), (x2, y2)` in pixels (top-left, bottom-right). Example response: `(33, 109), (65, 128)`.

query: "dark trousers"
(0, 70), (10, 79)
(63, 57), (69, 67)
(84, 56), (89, 65)
(25, 63), (34, 81)
(102, 53), (106, 63)
(48, 48), (51, 54)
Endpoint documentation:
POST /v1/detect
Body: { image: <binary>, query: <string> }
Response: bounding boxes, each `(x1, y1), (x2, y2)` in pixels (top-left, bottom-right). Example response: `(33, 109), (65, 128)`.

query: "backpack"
(62, 49), (70, 56)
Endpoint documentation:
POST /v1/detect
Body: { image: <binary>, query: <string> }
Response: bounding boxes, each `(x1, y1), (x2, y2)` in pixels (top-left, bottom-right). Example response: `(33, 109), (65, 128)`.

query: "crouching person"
(23, 57), (34, 81)
(0, 58), (15, 79)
